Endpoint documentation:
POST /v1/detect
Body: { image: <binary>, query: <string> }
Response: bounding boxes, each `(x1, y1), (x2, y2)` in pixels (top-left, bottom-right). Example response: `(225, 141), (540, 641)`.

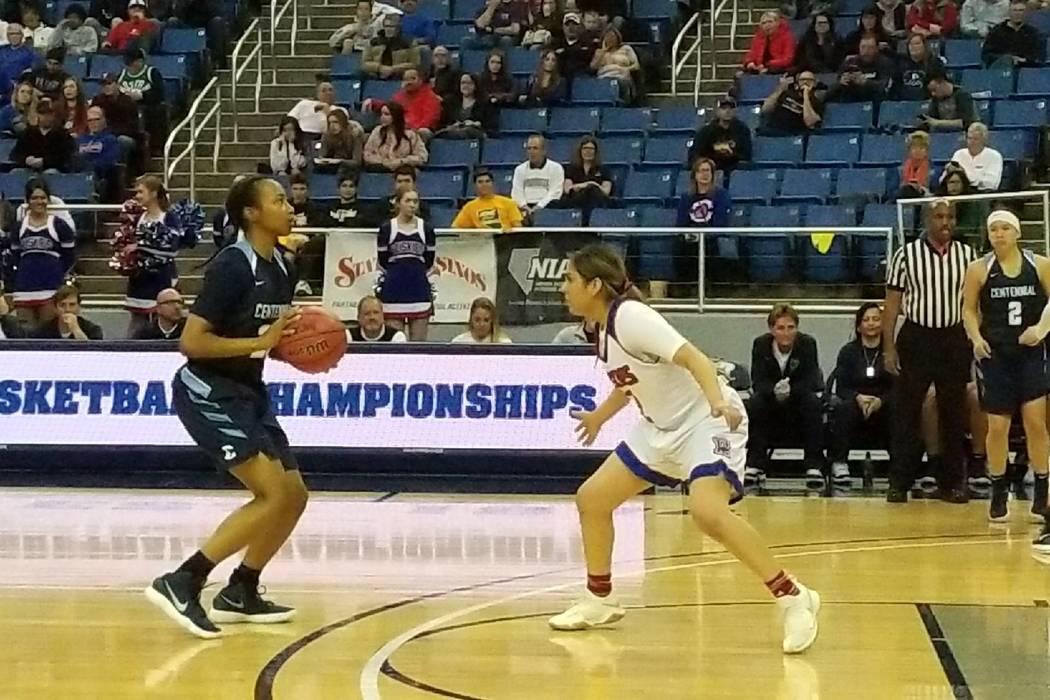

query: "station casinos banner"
(495, 230), (600, 325)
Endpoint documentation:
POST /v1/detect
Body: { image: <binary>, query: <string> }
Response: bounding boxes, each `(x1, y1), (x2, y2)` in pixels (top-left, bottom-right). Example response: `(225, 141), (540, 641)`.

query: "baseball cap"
(128, 0), (147, 7)
(563, 11), (581, 23)
(100, 72), (117, 84)
(717, 96), (736, 108)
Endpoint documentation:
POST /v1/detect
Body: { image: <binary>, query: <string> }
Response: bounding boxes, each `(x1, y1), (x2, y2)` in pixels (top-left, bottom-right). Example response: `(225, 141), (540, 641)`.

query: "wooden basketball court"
(2, 487), (1047, 699)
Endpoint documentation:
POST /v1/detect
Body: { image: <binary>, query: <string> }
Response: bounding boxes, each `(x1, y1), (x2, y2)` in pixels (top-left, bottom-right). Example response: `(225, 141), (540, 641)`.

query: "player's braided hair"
(571, 244), (645, 302)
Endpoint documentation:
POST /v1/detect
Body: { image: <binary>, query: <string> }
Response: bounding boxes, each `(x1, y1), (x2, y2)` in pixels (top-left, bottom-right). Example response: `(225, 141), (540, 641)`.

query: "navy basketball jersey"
(979, 249), (1046, 348)
(186, 239), (296, 386)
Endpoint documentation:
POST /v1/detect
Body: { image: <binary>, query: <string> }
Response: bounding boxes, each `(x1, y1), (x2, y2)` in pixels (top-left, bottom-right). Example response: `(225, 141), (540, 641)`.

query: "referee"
(883, 199), (976, 503)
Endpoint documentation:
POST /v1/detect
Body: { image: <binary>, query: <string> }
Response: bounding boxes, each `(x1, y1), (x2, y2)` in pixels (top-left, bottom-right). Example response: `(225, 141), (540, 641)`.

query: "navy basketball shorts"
(172, 366), (298, 472)
(976, 346), (1048, 416)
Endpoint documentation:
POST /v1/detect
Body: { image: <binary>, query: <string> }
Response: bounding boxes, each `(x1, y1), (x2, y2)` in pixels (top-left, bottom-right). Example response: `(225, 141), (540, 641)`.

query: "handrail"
(700, 0), (739, 101)
(230, 18), (264, 143)
(670, 12), (701, 99)
(270, 0), (299, 84)
(163, 75), (222, 200)
(894, 189), (1050, 250)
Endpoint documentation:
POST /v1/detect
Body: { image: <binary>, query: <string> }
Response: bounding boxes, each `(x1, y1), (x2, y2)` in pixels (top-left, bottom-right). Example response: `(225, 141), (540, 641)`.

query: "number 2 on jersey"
(1008, 301), (1022, 327)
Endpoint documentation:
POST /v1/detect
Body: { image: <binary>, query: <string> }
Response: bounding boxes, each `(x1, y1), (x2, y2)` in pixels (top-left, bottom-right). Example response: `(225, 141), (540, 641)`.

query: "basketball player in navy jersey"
(144, 176), (308, 639)
(962, 210), (1050, 523)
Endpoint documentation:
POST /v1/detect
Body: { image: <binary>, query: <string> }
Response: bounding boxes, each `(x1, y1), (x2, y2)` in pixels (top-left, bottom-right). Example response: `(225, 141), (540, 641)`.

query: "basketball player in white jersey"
(549, 244), (821, 654)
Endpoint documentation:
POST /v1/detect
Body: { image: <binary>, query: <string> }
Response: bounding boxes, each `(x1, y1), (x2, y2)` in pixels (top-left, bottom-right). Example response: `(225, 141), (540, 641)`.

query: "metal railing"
(230, 17), (264, 143)
(895, 190), (1050, 250)
(670, 12), (702, 100)
(270, 0), (300, 84)
(162, 76), (222, 200)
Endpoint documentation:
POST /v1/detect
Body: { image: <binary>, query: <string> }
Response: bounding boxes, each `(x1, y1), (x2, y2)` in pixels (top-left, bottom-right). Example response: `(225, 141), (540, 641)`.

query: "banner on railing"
(495, 230), (600, 325)
(322, 231), (497, 324)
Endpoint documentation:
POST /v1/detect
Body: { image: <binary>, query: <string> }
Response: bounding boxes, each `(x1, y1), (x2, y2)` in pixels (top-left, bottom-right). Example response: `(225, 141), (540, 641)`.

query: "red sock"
(765, 570), (799, 598)
(587, 572), (612, 598)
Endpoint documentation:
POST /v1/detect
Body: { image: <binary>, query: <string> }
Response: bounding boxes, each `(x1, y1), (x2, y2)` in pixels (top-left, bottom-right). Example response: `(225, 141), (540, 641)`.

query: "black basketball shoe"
(988, 477), (1010, 523)
(145, 571), (221, 639)
(210, 581), (296, 624)
(1031, 475), (1048, 523)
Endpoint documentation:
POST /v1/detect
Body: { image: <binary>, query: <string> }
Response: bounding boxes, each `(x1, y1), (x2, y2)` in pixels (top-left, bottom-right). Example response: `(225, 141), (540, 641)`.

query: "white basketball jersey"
(597, 299), (712, 431)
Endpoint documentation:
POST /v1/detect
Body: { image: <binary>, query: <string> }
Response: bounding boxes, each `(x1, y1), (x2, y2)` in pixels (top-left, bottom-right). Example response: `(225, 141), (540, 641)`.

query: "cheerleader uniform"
(126, 210), (182, 315)
(11, 214), (76, 307)
(376, 216), (436, 319)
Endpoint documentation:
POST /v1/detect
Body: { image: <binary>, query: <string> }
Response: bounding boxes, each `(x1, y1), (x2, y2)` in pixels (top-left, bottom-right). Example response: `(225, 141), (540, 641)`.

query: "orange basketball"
(273, 306), (347, 374)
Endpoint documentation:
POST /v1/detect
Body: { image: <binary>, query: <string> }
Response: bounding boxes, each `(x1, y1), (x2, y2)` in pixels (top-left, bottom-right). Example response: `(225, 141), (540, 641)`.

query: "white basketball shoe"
(777, 582), (821, 654)
(548, 589), (626, 631)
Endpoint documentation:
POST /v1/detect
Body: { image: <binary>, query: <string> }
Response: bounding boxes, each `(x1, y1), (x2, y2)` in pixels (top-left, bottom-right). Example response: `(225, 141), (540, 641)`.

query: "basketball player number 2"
(251, 324), (271, 359)
(1008, 301), (1022, 327)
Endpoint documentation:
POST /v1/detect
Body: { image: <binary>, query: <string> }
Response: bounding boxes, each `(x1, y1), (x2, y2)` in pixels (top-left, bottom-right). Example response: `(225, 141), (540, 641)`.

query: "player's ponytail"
(225, 174), (270, 234)
(571, 244), (646, 302)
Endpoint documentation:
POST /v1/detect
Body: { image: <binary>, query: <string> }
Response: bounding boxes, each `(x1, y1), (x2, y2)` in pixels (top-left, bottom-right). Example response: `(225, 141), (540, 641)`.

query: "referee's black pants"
(890, 321), (971, 492)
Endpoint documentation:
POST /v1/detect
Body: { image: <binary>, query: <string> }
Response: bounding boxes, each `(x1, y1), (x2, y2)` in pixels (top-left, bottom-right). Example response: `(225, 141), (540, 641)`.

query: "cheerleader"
(376, 185), (435, 341)
(10, 177), (75, 328)
(125, 176), (183, 338)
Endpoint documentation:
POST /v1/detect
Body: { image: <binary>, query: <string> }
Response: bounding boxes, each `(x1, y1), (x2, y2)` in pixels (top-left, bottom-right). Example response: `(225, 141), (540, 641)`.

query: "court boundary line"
(916, 603), (974, 700)
(359, 538), (1003, 699)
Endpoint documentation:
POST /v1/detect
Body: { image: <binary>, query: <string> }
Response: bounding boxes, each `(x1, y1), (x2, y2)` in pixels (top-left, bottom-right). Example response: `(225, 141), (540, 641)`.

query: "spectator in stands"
(688, 96), (752, 173)
(21, 4), (54, 52)
(349, 295), (407, 342)
(362, 12), (419, 79)
(132, 287), (185, 339)
(77, 105), (122, 201)
(758, 71), (824, 135)
(522, 0), (560, 50)
(398, 0), (437, 46)
(288, 172), (328, 227)
(26, 47), (70, 100)
(960, 0), (1009, 38)
(125, 175), (185, 336)
(90, 0), (132, 33)
(288, 80), (351, 138)
(741, 10), (795, 75)
(477, 49), (518, 106)
(330, 0), (388, 55)
(745, 303), (825, 485)
(102, 0), (159, 53)
(452, 296), (512, 343)
(366, 165), (431, 225)
(0, 293), (26, 338)
(981, 0), (1044, 66)
(552, 11), (598, 76)
(468, 0), (526, 49)
(0, 79), (37, 135)
(793, 13), (845, 74)
(326, 171), (366, 227)
(512, 134), (563, 217)
(269, 115), (308, 176)
(453, 167), (523, 230)
(437, 72), (498, 138)
(590, 27), (639, 103)
(165, 0), (226, 68)
(875, 0), (910, 40)
(31, 284), (103, 339)
(843, 7), (893, 56)
(920, 70), (976, 131)
(48, 4), (99, 55)
(314, 109), (363, 173)
(376, 184), (435, 340)
(0, 24), (33, 101)
(363, 101), (429, 171)
(580, 8), (605, 38)
(937, 164), (987, 247)
(898, 130), (931, 198)
(118, 46), (166, 151)
(829, 302), (895, 486)
(826, 37), (894, 103)
(907, 0), (959, 38)
(12, 98), (75, 172)
(578, 0), (626, 31)
(945, 121), (1002, 191)
(560, 135), (612, 217)
(429, 45), (461, 100)
(363, 65), (442, 140)
(92, 72), (142, 172)
(676, 156), (732, 286)
(519, 49), (567, 106)
(10, 177), (76, 328)
(895, 32), (944, 101)
(59, 77), (88, 135)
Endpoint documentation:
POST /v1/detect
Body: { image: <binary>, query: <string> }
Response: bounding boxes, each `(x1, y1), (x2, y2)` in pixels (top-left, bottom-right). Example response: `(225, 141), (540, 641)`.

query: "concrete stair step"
(77, 274), (204, 296)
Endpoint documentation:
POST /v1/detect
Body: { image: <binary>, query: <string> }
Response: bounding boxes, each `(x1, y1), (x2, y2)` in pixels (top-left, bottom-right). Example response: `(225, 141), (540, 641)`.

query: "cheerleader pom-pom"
(171, 199), (205, 248)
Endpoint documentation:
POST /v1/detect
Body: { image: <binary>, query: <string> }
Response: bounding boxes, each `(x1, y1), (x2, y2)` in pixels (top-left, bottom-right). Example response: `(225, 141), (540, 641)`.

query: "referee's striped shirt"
(886, 239), (976, 328)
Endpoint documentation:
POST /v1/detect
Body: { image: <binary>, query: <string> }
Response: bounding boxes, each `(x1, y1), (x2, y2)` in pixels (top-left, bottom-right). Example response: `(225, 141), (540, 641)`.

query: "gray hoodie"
(48, 21), (99, 55)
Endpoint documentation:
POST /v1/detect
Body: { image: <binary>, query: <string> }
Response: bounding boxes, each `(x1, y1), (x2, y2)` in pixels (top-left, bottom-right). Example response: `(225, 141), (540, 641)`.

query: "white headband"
(987, 209), (1020, 232)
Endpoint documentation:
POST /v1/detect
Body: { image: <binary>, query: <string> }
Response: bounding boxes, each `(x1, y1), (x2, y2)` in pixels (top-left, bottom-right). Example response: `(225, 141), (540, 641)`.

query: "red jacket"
(373, 84), (442, 133)
(742, 20), (796, 71)
(906, 1), (958, 35)
(106, 18), (158, 52)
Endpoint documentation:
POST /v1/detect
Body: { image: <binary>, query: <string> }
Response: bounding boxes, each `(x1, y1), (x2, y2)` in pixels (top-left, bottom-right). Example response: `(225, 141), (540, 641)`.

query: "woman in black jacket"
(843, 7), (893, 56)
(476, 49), (518, 107)
(794, 13), (845, 74)
(437, 72), (498, 138)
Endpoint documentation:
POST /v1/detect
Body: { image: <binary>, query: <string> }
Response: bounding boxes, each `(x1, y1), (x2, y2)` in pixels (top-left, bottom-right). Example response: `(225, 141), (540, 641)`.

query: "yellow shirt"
(452, 195), (523, 231)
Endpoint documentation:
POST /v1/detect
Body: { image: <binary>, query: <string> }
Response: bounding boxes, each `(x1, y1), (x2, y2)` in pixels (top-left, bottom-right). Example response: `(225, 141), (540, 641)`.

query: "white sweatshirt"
(511, 159), (564, 209)
(947, 146), (1003, 191)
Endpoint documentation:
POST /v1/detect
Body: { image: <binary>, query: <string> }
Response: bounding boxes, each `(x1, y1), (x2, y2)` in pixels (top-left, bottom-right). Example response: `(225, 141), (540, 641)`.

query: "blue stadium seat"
(747, 234), (793, 282)
(632, 0), (677, 20)
(601, 107), (652, 134)
(728, 169), (779, 204)
(331, 54), (363, 78)
(418, 0), (451, 21)
(507, 47), (538, 76)
(1016, 68), (1050, 97)
(361, 80), (400, 102)
(485, 165), (515, 195)
(499, 108), (548, 134)
(863, 203), (913, 230)
(639, 207), (676, 228)
(460, 49), (488, 75)
(452, 0), (485, 21)
(150, 55), (189, 83)
(622, 169), (675, 203)
(436, 23), (472, 47)
(737, 104), (762, 130)
(835, 168), (887, 202)
(960, 68), (1014, 99)
(989, 129), (1033, 161)
(532, 208), (583, 228)
(729, 205), (750, 227)
(571, 78), (621, 105)
(943, 39), (982, 69)
(308, 174), (339, 201)
(89, 54), (123, 79)
(803, 206), (855, 283)
(548, 107), (601, 135)
(993, 99), (1049, 128)
(788, 18), (808, 40)
(46, 173), (94, 202)
(777, 168), (832, 203)
(838, 0), (870, 13)
(805, 204), (855, 227)
(418, 169), (466, 203)
(429, 205), (456, 229)
(0, 171), (25, 200)
(0, 139), (13, 162)
(752, 135), (804, 166)
(821, 102), (874, 131)
(859, 133), (902, 166)
(643, 135), (692, 167)
(653, 106), (703, 134)
(546, 137), (575, 163)
(751, 204), (801, 228)
(604, 164), (629, 197)
(806, 133), (861, 166)
(160, 28), (207, 55)
(1029, 9), (1050, 34)
(601, 136), (644, 165)
(877, 100), (925, 130)
(737, 74), (779, 103)
(481, 137), (523, 166)
(427, 139), (481, 168)
(63, 56), (88, 79)
(333, 79), (361, 106)
(930, 132), (964, 163)
(357, 172), (390, 200)
(591, 208), (639, 228)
